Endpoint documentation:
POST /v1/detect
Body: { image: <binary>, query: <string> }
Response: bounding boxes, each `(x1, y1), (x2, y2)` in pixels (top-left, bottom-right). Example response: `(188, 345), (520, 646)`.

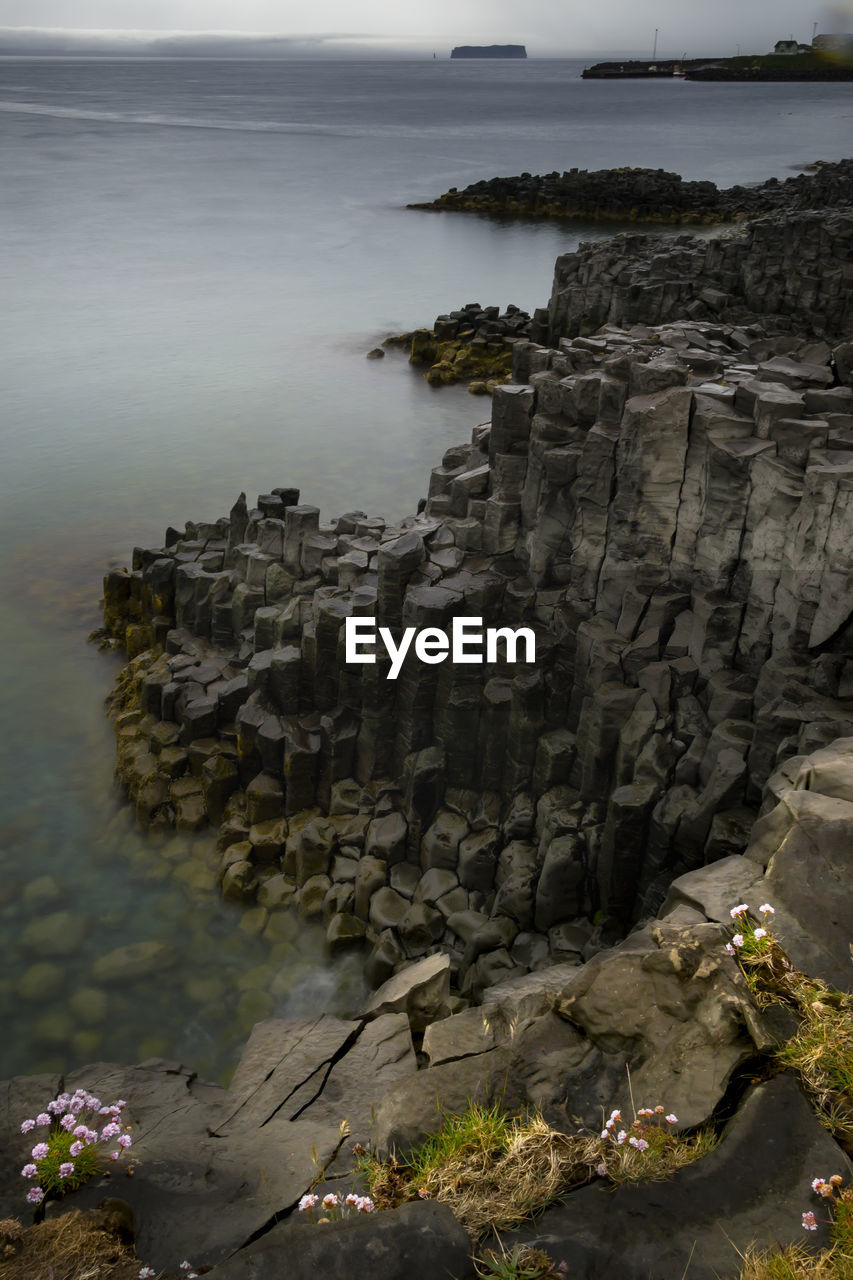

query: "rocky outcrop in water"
(100, 203), (853, 1007)
(382, 302), (535, 392)
(408, 158), (853, 224)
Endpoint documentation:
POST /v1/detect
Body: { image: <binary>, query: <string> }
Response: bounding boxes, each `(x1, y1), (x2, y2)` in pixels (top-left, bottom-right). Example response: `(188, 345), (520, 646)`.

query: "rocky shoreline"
(408, 157), (853, 225)
(3, 181), (853, 1277)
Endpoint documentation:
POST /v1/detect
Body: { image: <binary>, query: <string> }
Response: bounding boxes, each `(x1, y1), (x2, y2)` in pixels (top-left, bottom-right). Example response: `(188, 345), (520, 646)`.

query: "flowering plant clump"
(298, 1191), (376, 1222)
(19, 1089), (131, 1205)
(595, 1103), (717, 1185)
(725, 903), (776, 960)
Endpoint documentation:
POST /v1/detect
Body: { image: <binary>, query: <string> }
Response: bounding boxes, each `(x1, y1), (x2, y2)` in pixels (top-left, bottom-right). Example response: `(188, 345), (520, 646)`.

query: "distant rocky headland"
(583, 51), (853, 81)
(2, 170), (852, 1278)
(450, 45), (527, 59)
(409, 156), (853, 225)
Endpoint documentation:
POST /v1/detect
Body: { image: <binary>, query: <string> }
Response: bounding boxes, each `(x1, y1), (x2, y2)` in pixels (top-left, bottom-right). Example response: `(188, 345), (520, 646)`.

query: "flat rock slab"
(215, 1014), (362, 1132)
(204, 1200), (475, 1280)
(502, 1074), (852, 1280)
(52, 1061), (343, 1271)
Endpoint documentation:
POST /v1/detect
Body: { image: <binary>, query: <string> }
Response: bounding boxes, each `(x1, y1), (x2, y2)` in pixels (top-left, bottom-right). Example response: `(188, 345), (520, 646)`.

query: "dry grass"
(0, 1208), (139, 1280)
(737, 1241), (853, 1280)
(362, 1105), (600, 1237)
(360, 1101), (716, 1239)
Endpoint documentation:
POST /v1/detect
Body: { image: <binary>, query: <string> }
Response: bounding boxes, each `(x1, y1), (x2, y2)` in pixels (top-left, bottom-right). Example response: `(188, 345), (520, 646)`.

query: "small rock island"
(450, 44), (527, 59)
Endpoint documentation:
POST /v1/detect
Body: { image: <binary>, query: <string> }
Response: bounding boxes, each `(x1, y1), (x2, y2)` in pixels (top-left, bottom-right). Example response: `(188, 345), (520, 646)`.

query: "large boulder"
(361, 954), (452, 1032)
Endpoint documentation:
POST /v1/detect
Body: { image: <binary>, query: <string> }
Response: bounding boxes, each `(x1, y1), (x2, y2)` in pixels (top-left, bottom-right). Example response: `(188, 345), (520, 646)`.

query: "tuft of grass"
(358, 1099), (716, 1238)
(359, 1105), (600, 1237)
(735, 934), (853, 1151)
(474, 1241), (567, 1279)
(773, 983), (853, 1148)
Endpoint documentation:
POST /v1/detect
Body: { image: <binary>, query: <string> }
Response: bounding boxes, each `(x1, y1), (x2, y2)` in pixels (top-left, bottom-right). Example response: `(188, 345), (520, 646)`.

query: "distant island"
(450, 45), (527, 59)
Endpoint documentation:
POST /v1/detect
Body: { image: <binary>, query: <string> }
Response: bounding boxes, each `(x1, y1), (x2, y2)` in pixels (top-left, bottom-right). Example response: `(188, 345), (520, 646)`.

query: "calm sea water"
(0, 57), (850, 1080)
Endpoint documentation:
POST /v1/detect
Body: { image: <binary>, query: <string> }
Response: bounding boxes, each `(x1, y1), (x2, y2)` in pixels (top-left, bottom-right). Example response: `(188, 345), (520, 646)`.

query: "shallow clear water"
(1, 56), (850, 1080)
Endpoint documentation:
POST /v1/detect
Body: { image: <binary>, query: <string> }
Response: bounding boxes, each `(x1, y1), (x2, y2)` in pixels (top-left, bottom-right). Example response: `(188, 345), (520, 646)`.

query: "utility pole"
(652, 27), (658, 59)
(812, 20), (818, 42)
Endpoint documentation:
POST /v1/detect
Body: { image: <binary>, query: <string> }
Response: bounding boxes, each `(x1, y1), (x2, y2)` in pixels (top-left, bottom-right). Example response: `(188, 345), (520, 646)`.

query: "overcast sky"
(0, 1), (849, 58)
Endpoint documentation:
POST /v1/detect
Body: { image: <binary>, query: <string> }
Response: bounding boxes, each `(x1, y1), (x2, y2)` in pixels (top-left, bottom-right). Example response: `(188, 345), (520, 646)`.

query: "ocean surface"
(0, 56), (850, 1081)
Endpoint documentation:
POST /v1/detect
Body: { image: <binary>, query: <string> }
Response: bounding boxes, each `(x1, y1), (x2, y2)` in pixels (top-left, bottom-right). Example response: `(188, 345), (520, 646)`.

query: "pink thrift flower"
(31, 1143), (49, 1160)
(109, 1151), (121, 1161)
(298, 1194), (318, 1212)
(35, 1114), (51, 1127)
(731, 934), (744, 948)
(600, 1129), (609, 1139)
(139, 1269), (156, 1279)
(759, 903), (775, 915)
(58, 1162), (74, 1178)
(730, 904), (748, 918)
(754, 928), (768, 940)
(117, 1134), (132, 1150)
(802, 1212), (817, 1231)
(26, 1187), (45, 1205)
(596, 1162), (608, 1177)
(73, 1125), (88, 1138)
(725, 943), (736, 956)
(60, 1114), (76, 1131)
(321, 1193), (339, 1208)
(812, 1178), (826, 1192)
(345, 1193), (360, 1206)
(616, 1130), (627, 1144)
(101, 1123), (120, 1140)
(357, 1197), (375, 1213)
(70, 1141), (84, 1158)
(665, 1114), (678, 1124)
(20, 1119), (35, 1134)
(84, 1129), (99, 1145)
(21, 1164), (38, 1180)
